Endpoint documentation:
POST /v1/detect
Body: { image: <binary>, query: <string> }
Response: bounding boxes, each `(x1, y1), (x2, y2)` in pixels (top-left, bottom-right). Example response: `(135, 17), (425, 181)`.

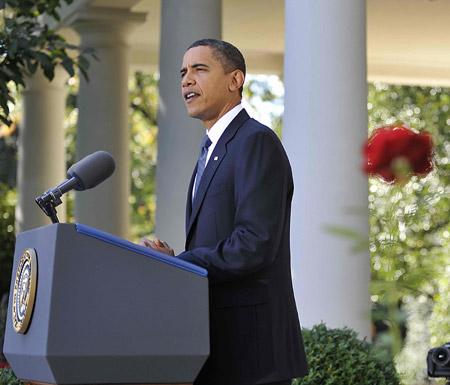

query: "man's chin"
(185, 107), (203, 120)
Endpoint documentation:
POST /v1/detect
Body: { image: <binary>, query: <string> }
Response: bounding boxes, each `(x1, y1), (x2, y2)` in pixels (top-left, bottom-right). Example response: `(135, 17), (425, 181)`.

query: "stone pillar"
(156, 0), (222, 252)
(283, 0), (370, 337)
(16, 69), (67, 232)
(71, 8), (146, 238)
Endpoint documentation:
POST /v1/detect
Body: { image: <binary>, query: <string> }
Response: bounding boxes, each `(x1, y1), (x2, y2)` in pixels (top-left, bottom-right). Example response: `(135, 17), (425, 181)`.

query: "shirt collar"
(207, 103), (243, 145)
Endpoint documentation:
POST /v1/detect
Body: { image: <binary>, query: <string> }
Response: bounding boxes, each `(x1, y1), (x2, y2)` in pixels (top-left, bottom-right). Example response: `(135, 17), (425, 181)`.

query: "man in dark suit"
(144, 39), (307, 385)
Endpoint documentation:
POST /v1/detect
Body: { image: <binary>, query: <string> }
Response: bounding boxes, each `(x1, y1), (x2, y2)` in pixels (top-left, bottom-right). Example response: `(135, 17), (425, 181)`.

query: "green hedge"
(0, 368), (22, 385)
(295, 324), (400, 385)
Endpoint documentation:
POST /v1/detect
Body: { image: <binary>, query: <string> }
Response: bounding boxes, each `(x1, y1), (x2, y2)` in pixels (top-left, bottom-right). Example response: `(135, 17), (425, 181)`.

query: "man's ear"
(229, 70), (245, 93)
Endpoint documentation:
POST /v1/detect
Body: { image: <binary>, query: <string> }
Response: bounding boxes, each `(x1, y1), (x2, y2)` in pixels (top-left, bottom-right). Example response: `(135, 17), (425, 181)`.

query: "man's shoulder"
(238, 114), (279, 142)
(232, 115), (290, 165)
(234, 119), (286, 158)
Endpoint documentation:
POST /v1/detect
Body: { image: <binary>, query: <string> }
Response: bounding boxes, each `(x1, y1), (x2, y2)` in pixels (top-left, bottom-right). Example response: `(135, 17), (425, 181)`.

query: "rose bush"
(363, 125), (433, 183)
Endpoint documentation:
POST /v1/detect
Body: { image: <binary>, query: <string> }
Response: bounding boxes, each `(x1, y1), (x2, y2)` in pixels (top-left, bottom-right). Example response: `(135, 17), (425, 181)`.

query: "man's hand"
(140, 238), (175, 256)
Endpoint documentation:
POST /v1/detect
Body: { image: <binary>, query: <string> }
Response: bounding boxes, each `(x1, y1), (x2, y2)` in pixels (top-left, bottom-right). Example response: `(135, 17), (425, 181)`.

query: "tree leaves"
(128, 72), (159, 240)
(0, 0), (96, 125)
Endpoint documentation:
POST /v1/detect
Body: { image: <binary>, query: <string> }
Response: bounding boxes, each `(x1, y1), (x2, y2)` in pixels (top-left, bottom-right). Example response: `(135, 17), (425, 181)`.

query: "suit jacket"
(178, 109), (308, 385)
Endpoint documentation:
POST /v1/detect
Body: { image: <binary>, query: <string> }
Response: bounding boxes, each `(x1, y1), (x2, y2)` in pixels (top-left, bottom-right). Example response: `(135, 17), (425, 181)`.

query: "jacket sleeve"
(177, 129), (292, 283)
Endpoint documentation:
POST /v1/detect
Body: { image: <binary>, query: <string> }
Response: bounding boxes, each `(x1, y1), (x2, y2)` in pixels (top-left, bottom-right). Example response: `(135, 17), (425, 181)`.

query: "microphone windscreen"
(67, 151), (115, 191)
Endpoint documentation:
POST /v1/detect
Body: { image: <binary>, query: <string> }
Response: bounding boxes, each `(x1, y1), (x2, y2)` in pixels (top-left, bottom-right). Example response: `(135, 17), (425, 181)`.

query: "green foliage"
(62, 77), (79, 223)
(128, 71), (159, 241)
(0, 0), (95, 125)
(0, 293), (8, 361)
(367, 83), (450, 359)
(0, 183), (15, 359)
(294, 324), (400, 385)
(244, 75), (284, 138)
(0, 129), (16, 187)
(0, 368), (23, 385)
(0, 184), (15, 299)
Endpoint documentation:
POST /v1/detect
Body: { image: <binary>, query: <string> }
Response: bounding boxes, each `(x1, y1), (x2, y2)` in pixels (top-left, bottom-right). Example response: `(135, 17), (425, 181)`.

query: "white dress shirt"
(192, 103), (243, 199)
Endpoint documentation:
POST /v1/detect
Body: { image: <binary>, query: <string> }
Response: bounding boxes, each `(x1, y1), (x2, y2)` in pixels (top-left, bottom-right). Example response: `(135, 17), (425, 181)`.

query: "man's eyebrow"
(192, 63), (209, 69)
(180, 63), (210, 74)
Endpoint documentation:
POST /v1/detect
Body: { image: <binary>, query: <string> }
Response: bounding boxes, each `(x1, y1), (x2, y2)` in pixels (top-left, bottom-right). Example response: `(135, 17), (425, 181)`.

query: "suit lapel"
(185, 165), (197, 232)
(185, 109), (250, 246)
(188, 143), (226, 229)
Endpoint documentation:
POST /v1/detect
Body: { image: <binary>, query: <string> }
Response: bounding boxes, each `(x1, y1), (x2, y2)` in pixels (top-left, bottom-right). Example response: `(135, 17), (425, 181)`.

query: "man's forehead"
(182, 46), (217, 66)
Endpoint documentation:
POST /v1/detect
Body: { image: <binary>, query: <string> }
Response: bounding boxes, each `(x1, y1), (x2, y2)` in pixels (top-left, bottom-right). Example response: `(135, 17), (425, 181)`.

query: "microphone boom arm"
(35, 177), (79, 224)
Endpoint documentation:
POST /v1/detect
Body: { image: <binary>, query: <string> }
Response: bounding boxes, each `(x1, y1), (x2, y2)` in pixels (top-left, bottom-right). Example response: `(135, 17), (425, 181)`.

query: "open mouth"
(184, 91), (199, 102)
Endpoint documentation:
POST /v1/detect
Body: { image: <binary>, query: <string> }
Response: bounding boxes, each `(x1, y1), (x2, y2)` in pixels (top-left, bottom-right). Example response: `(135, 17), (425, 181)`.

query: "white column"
(156, 0), (222, 252)
(71, 9), (145, 238)
(16, 69), (67, 232)
(283, 0), (370, 337)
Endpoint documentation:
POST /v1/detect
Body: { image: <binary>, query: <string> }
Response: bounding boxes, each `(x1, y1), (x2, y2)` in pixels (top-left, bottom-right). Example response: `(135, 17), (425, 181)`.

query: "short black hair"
(187, 39), (246, 95)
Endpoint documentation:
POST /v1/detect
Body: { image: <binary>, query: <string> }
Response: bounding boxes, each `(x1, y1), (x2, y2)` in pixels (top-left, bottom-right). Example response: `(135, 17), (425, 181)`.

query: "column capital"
(68, 7), (147, 46)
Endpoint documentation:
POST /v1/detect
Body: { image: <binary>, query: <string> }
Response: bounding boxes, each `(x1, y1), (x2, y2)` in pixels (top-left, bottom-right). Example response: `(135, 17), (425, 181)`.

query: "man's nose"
(181, 72), (194, 87)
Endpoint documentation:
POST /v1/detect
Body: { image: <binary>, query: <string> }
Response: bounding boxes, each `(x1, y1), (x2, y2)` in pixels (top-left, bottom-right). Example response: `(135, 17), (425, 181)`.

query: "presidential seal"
(12, 249), (38, 334)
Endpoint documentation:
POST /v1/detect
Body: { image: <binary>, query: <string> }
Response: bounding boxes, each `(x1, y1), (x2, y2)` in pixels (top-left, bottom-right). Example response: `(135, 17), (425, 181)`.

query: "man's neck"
(203, 100), (242, 130)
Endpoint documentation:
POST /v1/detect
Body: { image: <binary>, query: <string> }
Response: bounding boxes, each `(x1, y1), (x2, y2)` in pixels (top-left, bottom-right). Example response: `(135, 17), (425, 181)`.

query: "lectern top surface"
(75, 223), (208, 277)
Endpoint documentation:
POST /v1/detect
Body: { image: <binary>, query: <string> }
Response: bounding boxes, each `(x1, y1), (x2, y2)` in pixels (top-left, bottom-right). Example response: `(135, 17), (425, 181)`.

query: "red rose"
(363, 125), (434, 183)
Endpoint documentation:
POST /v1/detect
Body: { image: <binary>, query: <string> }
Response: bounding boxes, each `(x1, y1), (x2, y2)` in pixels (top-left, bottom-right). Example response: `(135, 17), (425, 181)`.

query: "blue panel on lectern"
(75, 223), (208, 277)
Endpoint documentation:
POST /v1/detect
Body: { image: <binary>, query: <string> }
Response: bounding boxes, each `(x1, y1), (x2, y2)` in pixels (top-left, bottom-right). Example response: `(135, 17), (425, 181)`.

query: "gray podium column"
(71, 9), (146, 238)
(16, 68), (67, 232)
(156, 0), (222, 252)
(283, 0), (370, 338)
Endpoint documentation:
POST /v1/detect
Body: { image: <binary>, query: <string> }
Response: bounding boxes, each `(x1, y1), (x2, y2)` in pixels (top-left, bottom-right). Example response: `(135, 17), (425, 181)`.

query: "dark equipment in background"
(427, 342), (450, 384)
(35, 151), (115, 223)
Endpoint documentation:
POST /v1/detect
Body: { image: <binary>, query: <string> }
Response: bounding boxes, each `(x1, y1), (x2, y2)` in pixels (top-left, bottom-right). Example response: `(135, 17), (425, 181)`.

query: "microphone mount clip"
(35, 188), (63, 224)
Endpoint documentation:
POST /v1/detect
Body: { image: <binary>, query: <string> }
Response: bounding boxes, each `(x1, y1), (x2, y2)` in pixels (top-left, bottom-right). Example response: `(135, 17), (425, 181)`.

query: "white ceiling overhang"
(56, 0), (450, 86)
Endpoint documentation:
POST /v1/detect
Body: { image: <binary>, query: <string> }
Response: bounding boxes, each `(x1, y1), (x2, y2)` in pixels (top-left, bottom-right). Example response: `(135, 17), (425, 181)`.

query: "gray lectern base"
(4, 224), (209, 384)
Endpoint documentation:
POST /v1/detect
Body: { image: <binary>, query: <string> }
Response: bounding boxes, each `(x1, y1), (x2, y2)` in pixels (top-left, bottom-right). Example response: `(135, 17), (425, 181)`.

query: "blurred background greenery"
(0, 75), (448, 384)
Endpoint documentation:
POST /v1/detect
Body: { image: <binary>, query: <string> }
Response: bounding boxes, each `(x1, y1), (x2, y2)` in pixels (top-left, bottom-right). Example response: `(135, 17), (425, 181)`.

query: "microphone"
(67, 151), (115, 191)
(35, 151), (115, 223)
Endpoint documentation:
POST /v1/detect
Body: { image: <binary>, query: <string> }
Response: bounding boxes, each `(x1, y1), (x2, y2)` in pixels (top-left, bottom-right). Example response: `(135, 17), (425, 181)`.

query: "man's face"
(180, 46), (235, 126)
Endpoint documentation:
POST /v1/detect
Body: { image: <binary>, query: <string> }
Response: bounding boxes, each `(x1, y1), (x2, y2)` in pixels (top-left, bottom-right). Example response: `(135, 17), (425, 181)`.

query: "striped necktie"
(193, 134), (212, 199)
